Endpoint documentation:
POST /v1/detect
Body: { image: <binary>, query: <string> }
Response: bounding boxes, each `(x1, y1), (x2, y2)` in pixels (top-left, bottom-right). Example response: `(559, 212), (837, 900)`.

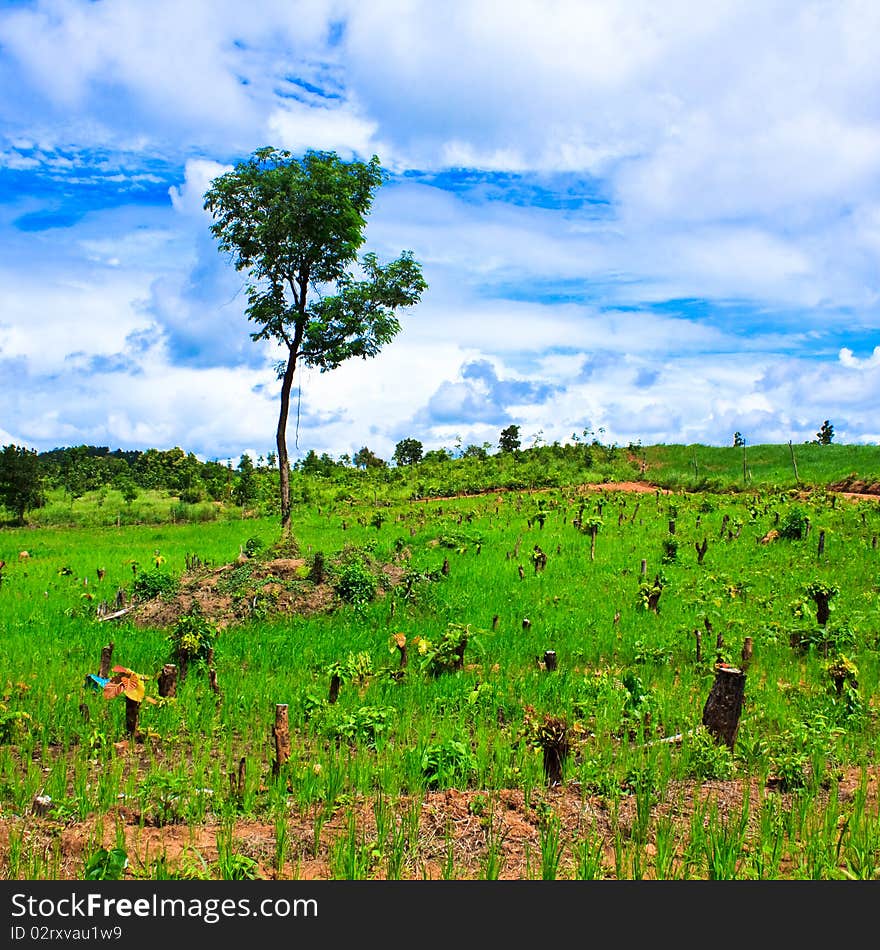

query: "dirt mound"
(124, 555), (405, 630)
(828, 476), (880, 497)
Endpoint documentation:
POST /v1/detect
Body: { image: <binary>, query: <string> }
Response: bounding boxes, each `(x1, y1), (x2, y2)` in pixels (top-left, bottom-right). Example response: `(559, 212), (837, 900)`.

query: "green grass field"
(1, 447), (879, 880)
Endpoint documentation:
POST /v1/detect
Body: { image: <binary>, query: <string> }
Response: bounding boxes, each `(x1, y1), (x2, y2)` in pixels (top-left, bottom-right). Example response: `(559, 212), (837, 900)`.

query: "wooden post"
(668, 520), (676, 535)
(272, 704), (290, 778)
(441, 557), (450, 576)
(543, 650), (557, 671)
(522, 618), (531, 630)
(328, 673), (340, 704)
(788, 441), (800, 486)
(209, 667), (221, 697)
(124, 697), (140, 737)
(157, 663), (177, 698)
(640, 558), (647, 576)
(99, 643), (114, 679)
(702, 665), (746, 750)
(817, 530), (825, 558)
(492, 614), (499, 630)
(694, 629), (702, 663)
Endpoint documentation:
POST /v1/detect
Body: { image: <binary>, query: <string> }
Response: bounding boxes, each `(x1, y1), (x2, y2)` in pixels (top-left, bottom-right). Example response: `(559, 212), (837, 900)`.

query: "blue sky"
(2, 0), (880, 463)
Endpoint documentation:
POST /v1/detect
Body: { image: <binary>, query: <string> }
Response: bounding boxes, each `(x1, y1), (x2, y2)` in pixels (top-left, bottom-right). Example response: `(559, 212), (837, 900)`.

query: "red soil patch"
(4, 765), (877, 880)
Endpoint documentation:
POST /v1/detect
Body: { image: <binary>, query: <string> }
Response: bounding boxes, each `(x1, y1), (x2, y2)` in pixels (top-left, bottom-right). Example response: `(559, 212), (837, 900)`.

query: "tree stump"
(539, 716), (570, 787)
(272, 704), (290, 778)
(99, 643), (115, 679)
(543, 650), (557, 671)
(328, 673), (341, 704)
(157, 664), (177, 698)
(124, 697), (140, 737)
(701, 665), (746, 750)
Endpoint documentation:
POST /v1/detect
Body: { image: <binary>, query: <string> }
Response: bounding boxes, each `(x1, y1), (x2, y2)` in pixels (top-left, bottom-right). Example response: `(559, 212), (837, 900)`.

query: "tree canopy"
(498, 424), (522, 453)
(204, 147), (426, 536)
(393, 437), (424, 466)
(0, 444), (45, 522)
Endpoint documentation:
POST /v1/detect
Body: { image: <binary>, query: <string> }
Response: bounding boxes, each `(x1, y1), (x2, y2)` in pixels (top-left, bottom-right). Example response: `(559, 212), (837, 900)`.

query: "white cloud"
(267, 99), (385, 162)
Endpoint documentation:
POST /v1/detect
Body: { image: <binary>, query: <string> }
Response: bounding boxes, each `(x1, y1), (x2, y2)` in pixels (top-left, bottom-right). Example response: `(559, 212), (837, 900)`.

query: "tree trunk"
(276, 344), (299, 539)
(702, 665), (746, 750)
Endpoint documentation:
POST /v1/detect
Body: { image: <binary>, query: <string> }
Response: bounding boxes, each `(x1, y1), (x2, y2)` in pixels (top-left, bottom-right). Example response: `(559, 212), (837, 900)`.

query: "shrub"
(421, 738), (477, 789)
(334, 559), (377, 606)
(132, 567), (179, 601)
(779, 506), (810, 540)
(168, 604), (216, 677)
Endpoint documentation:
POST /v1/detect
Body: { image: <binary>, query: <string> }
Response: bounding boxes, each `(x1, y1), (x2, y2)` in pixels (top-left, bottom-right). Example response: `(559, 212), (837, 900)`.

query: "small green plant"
(415, 623), (476, 676)
(83, 847), (128, 881)
(243, 536), (265, 558)
(421, 738), (477, 789)
(331, 705), (396, 750)
(683, 725), (735, 780)
(661, 537), (679, 563)
(779, 506), (810, 540)
(168, 603), (217, 679)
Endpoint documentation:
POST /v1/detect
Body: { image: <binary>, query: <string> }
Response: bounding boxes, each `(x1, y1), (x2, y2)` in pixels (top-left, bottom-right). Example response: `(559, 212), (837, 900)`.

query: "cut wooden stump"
(157, 664), (177, 698)
(702, 664), (746, 750)
(124, 697), (140, 737)
(99, 643), (114, 679)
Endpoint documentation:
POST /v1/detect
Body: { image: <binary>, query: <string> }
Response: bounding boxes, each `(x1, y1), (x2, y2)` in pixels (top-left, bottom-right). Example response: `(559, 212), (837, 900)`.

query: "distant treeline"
(0, 432), (633, 523)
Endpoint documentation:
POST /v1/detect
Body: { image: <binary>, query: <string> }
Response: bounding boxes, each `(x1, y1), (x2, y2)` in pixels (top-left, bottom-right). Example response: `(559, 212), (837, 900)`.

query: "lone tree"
(393, 437), (423, 466)
(205, 147), (427, 537)
(815, 420), (834, 445)
(498, 424), (521, 453)
(0, 444), (45, 523)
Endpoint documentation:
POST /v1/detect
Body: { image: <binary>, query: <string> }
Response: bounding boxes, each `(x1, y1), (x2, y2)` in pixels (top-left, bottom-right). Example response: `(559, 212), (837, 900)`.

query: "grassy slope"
(641, 443), (880, 492)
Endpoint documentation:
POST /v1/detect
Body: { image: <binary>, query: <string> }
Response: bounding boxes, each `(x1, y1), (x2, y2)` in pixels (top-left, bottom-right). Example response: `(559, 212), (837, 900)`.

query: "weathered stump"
(701, 665), (746, 750)
(99, 643), (115, 679)
(157, 663), (177, 698)
(328, 673), (341, 704)
(543, 650), (558, 671)
(124, 697), (140, 737)
(539, 716), (570, 787)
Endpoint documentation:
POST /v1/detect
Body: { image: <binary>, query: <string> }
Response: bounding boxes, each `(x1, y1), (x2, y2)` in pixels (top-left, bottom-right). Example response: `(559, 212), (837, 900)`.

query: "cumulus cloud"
(1, 1), (879, 456)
